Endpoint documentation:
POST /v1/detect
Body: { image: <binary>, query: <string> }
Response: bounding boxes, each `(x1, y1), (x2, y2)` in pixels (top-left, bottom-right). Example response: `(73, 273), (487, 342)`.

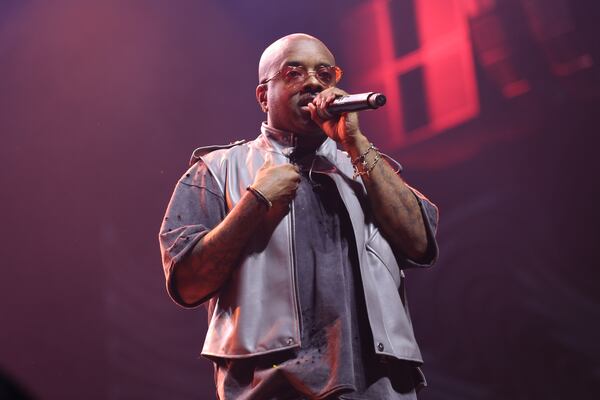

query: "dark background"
(1, 1), (599, 399)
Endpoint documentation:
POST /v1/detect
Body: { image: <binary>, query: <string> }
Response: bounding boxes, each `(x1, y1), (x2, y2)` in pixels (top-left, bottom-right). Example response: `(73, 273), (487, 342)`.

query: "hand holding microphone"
(307, 88), (385, 145)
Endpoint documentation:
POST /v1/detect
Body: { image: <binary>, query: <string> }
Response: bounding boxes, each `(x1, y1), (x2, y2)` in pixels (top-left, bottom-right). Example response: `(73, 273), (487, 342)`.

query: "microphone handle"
(327, 92), (387, 113)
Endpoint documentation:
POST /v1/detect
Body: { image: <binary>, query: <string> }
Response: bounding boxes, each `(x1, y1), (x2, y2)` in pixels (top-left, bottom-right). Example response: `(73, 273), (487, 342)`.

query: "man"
(159, 33), (439, 399)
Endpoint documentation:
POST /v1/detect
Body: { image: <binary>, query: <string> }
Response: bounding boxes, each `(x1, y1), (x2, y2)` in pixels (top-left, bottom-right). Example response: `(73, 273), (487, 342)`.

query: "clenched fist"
(251, 155), (301, 205)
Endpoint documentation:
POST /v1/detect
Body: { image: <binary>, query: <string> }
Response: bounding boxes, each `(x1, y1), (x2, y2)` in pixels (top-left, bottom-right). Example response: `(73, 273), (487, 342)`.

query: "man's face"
(258, 38), (336, 136)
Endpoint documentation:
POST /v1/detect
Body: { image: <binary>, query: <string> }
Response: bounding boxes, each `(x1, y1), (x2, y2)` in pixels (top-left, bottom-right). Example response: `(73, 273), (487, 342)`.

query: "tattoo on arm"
(360, 155), (428, 260)
(174, 191), (269, 304)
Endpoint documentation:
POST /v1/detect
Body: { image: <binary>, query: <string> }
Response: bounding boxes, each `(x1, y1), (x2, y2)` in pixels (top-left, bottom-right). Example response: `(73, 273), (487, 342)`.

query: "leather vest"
(195, 126), (425, 363)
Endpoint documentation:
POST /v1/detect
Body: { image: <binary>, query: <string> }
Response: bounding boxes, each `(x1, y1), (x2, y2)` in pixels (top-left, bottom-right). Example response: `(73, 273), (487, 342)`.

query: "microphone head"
(369, 93), (387, 108)
(374, 94), (386, 106)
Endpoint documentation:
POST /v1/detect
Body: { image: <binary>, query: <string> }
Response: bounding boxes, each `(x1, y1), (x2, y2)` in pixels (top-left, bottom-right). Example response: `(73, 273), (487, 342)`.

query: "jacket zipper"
(289, 197), (302, 343)
(287, 134), (302, 344)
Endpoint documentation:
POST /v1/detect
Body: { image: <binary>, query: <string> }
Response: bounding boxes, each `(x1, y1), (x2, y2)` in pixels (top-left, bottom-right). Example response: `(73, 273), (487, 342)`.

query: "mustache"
(297, 92), (318, 107)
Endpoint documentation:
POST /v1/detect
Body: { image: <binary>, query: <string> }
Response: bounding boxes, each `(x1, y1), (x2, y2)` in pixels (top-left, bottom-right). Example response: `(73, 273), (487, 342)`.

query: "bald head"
(258, 33), (335, 83)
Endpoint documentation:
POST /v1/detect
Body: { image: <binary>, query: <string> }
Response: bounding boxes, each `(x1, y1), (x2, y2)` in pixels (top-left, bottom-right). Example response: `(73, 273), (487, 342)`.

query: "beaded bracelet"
(246, 186), (273, 209)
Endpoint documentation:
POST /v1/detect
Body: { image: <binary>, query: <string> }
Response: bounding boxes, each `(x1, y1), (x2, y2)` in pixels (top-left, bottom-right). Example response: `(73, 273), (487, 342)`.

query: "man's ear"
(256, 84), (268, 113)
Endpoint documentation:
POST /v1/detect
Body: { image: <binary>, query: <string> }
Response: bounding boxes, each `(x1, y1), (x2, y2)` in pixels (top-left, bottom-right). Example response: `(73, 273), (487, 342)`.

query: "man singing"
(159, 33), (439, 399)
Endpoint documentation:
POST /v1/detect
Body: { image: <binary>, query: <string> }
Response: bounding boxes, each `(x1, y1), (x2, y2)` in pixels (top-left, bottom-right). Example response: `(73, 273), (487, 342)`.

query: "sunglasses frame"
(261, 65), (343, 87)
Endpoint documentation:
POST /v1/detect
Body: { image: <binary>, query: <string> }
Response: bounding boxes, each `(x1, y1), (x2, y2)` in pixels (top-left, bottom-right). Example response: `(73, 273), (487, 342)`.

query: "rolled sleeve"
(158, 161), (226, 307)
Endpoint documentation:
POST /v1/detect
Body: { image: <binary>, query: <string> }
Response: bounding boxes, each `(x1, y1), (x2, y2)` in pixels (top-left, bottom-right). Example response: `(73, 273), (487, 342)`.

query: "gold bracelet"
(246, 186), (273, 209)
(352, 148), (382, 179)
(351, 143), (378, 167)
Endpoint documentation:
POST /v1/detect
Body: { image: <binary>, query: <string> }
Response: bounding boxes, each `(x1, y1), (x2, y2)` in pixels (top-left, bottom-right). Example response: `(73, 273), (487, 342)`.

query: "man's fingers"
(324, 93), (337, 105)
(309, 98), (335, 121)
(308, 103), (324, 125)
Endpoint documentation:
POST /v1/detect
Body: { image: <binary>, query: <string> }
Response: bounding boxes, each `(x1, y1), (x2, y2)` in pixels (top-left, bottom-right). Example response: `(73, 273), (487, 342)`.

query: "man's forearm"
(174, 191), (269, 304)
(344, 134), (428, 261)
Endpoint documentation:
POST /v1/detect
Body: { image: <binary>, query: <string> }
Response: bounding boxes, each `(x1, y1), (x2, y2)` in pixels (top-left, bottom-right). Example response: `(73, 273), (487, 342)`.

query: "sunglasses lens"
(279, 66), (342, 86)
(316, 67), (335, 85)
(283, 67), (305, 83)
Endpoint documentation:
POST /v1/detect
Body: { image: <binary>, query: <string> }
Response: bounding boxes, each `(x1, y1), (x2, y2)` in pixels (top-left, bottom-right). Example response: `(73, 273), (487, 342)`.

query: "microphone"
(326, 92), (386, 113)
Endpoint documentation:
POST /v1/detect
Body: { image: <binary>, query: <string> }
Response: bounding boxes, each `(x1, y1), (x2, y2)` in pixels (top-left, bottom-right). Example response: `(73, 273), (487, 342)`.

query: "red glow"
(341, 0), (479, 149)
(416, 0), (479, 140)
